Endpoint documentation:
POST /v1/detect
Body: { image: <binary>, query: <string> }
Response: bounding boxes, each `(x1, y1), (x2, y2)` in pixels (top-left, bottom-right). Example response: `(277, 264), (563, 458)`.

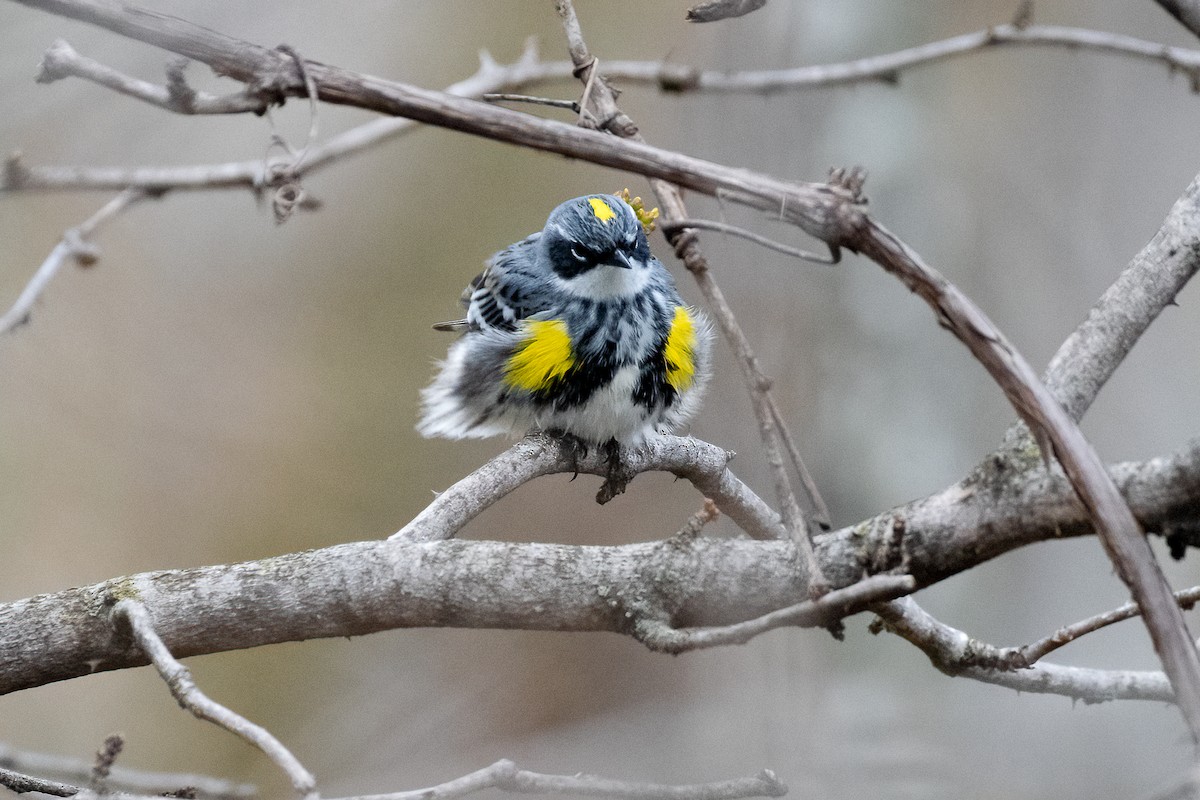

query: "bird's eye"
(570, 247), (588, 262)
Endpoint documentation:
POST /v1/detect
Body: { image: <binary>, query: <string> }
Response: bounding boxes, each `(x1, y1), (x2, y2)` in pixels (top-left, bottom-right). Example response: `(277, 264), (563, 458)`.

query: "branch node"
(165, 57), (197, 113)
(36, 39), (74, 84)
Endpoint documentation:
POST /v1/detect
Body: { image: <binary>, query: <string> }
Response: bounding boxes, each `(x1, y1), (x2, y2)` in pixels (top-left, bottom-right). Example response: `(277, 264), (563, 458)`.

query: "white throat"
(556, 261), (652, 299)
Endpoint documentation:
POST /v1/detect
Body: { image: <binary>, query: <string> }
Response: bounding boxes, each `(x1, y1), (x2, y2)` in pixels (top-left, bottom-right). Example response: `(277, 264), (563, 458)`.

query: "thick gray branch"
(2, 442), (1197, 698)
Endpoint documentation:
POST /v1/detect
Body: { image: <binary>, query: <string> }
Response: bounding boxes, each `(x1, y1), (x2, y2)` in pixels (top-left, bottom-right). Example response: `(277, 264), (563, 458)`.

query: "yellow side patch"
(504, 319), (575, 392)
(588, 197), (617, 223)
(664, 306), (697, 391)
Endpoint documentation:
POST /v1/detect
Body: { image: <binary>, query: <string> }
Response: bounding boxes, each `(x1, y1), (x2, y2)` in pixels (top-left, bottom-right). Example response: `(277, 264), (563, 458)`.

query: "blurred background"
(3, 1), (1200, 798)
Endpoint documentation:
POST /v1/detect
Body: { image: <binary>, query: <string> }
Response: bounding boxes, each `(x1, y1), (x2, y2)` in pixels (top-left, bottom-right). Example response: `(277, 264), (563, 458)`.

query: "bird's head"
(541, 194), (653, 279)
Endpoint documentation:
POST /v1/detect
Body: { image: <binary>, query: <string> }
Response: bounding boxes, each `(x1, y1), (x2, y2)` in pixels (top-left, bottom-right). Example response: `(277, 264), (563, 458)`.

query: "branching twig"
(3, 40), (547, 195)
(868, 230), (1200, 739)
(0, 188), (146, 334)
(874, 171), (1200, 710)
(391, 433), (785, 543)
(37, 39), (269, 114)
(636, 575), (916, 654)
(874, 598), (1175, 703)
(111, 600), (316, 800)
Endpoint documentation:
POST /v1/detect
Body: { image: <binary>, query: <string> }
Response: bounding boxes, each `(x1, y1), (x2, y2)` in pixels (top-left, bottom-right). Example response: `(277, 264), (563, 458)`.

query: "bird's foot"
(553, 431), (590, 480)
(596, 438), (634, 504)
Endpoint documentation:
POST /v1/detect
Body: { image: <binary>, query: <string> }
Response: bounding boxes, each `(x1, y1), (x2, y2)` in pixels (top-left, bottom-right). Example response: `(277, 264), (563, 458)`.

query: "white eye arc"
(570, 247), (587, 262)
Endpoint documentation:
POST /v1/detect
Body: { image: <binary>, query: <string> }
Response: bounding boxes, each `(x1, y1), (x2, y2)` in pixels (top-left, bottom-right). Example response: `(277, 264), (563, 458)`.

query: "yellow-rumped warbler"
(418, 193), (712, 451)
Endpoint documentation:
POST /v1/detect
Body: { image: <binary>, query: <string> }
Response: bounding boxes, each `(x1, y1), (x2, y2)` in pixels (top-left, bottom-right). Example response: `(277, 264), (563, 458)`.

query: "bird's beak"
(609, 250), (636, 270)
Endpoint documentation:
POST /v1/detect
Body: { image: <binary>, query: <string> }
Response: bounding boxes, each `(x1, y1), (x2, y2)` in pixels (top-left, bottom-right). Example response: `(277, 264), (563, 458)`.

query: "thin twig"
(553, 0), (831, 593)
(111, 600), (316, 800)
(673, 498), (721, 539)
(0, 742), (256, 800)
(1019, 585), (1200, 665)
(660, 218), (838, 265)
(0, 189), (145, 334)
(335, 759), (785, 800)
(482, 92), (580, 112)
(11, 24), (1200, 194)
(765, 400), (832, 529)
(636, 574), (916, 654)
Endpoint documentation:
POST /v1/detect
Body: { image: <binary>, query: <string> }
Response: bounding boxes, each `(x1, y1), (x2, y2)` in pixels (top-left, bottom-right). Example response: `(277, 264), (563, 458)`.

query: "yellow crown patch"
(588, 197), (617, 223)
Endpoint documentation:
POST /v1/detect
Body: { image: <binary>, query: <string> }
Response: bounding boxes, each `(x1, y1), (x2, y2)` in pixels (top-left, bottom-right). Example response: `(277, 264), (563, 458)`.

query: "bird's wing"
(467, 233), (555, 331)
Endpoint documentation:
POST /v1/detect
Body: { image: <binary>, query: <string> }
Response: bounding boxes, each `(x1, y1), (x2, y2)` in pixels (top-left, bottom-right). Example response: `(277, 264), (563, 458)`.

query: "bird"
(418, 192), (712, 465)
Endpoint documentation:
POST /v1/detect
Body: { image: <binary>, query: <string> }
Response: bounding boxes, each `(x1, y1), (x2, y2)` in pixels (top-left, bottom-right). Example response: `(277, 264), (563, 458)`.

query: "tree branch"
(1039, 171), (1200, 423)
(873, 598), (1175, 703)
(337, 760), (785, 800)
(392, 434), (785, 543)
(849, 206), (1200, 741)
(1018, 585), (1200, 665)
(8, 0), (864, 245)
(1, 440), (1197, 698)
(0, 188), (146, 334)
(0, 742), (256, 799)
(112, 601), (316, 800)
(635, 574), (916, 653)
(37, 38), (268, 114)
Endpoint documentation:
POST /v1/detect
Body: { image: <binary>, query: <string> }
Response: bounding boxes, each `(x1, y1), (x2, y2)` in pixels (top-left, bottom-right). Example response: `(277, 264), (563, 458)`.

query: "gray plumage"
(419, 194), (712, 446)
